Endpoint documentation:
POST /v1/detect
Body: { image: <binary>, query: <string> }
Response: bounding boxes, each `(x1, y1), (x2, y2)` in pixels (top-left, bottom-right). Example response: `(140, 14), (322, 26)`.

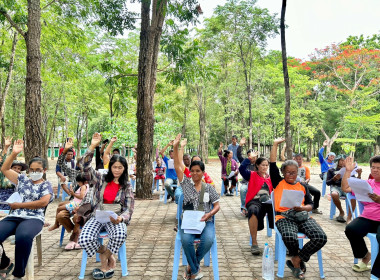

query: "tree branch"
(42, 0), (61, 10)
(320, 127), (329, 140)
(0, 10), (26, 38)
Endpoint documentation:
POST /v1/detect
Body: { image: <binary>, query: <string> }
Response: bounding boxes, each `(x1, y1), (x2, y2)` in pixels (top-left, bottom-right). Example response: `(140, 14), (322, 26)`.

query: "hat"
(11, 160), (28, 171)
(334, 154), (347, 162)
(327, 152), (336, 157)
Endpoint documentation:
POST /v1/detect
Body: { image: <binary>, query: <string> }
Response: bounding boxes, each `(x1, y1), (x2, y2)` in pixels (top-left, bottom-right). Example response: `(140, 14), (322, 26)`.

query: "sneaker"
(312, 208), (322, 214)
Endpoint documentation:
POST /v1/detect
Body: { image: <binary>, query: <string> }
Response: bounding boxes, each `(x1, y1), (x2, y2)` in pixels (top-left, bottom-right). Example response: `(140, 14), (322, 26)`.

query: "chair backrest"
(346, 193), (364, 216)
(270, 192), (276, 227)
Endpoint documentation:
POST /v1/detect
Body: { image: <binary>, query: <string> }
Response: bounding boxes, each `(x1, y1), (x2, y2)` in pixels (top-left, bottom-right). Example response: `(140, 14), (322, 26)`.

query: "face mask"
(30, 172), (43, 181)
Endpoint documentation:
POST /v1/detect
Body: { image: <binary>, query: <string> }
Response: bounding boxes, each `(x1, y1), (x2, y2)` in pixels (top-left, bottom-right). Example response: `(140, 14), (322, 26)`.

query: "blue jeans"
(180, 221), (215, 275)
(240, 183), (248, 210)
(174, 186), (183, 204)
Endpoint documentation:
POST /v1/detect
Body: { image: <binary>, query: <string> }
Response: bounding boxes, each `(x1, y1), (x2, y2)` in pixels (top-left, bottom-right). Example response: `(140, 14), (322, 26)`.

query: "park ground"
(0, 159), (375, 280)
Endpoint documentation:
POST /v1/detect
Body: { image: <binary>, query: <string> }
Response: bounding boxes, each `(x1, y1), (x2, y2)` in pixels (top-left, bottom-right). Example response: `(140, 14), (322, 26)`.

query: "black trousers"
(302, 183), (321, 209)
(345, 217), (380, 277)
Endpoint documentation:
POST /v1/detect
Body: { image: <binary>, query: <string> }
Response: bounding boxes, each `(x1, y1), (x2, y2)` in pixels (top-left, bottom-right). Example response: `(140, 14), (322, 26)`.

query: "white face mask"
(30, 172), (43, 181)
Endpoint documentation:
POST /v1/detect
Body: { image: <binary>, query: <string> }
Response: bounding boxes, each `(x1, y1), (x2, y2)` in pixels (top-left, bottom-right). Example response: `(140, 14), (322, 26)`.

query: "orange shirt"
(274, 179), (306, 222)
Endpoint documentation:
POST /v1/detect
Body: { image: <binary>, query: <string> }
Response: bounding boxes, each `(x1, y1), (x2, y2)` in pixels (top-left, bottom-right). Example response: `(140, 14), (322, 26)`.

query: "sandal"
(251, 245), (261, 255)
(0, 263), (14, 279)
(104, 269), (114, 279)
(352, 261), (371, 272)
(287, 260), (306, 273)
(74, 243), (82, 250)
(336, 215), (346, 223)
(92, 268), (105, 279)
(286, 260), (305, 279)
(65, 241), (76, 250)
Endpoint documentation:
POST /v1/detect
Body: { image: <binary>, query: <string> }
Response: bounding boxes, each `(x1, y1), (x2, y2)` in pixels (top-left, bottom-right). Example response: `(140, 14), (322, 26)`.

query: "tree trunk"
(136, 0), (168, 199)
(196, 85), (207, 163)
(320, 127), (340, 154)
(307, 138), (312, 161)
(24, 0), (44, 164)
(281, 0), (293, 160)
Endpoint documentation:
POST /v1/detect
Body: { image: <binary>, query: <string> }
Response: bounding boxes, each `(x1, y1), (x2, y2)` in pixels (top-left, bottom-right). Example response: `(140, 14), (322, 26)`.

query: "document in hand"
(347, 178), (373, 203)
(0, 192), (22, 205)
(227, 171), (235, 179)
(338, 164), (358, 177)
(95, 210), (118, 224)
(280, 190), (304, 208)
(181, 210), (206, 234)
(168, 159), (174, 169)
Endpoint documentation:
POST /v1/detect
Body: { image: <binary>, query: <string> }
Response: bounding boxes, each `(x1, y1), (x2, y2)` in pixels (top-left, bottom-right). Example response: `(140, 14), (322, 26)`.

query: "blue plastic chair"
(346, 194), (378, 280)
(271, 192), (325, 278)
(164, 184), (176, 204)
(59, 185), (70, 247)
(130, 178), (136, 192)
(329, 190), (352, 220)
(249, 215), (272, 245)
(172, 194), (219, 280)
(78, 230), (128, 279)
(220, 180), (239, 196)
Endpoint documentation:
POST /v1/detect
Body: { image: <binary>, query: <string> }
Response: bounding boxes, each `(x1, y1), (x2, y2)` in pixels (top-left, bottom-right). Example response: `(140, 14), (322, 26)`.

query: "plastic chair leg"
(266, 216), (272, 237)
(329, 198), (336, 220)
(59, 227), (66, 247)
(57, 183), (61, 199)
(274, 234), (279, 261)
(368, 233), (379, 280)
(172, 235), (182, 280)
(78, 249), (88, 279)
(220, 181), (225, 197)
(164, 189), (168, 204)
(317, 249), (325, 278)
(322, 179), (326, 197)
(118, 242), (128, 276)
(235, 182), (239, 196)
(276, 235), (286, 278)
(210, 237), (220, 280)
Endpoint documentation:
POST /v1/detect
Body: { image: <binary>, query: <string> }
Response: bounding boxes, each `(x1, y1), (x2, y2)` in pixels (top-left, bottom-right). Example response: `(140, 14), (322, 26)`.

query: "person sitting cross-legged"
(270, 138), (327, 279)
(343, 155), (380, 277)
(239, 152), (273, 255)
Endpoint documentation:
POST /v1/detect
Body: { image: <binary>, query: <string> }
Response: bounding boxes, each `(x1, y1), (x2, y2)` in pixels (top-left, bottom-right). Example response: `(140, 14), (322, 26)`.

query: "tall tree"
(280, 0), (292, 159)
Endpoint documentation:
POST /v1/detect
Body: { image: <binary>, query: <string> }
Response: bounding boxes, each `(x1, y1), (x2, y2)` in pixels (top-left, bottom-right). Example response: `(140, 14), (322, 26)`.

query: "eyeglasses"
(371, 166), (380, 171)
(285, 172), (297, 176)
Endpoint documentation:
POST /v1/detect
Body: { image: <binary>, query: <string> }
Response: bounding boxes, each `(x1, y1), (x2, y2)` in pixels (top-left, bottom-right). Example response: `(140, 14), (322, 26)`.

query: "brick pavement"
(1, 159), (374, 279)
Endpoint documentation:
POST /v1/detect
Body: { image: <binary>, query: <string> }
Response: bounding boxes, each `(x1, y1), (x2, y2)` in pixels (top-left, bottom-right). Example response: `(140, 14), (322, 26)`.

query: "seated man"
(160, 140), (178, 201)
(326, 154), (360, 223)
(294, 154), (322, 214)
(56, 147), (75, 186)
(318, 140), (335, 180)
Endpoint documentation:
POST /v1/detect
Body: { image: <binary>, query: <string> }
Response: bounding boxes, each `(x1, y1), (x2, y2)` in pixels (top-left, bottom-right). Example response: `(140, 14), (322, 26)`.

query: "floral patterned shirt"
(7, 174), (53, 222)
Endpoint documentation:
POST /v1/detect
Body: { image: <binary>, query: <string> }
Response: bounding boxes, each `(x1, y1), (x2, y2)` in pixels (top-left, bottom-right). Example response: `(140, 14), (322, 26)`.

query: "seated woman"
(344, 156), (380, 277)
(0, 139), (53, 280)
(78, 133), (134, 280)
(239, 153), (273, 255)
(218, 143), (239, 196)
(173, 134), (220, 280)
(48, 173), (89, 250)
(270, 138), (327, 279)
(327, 155), (360, 223)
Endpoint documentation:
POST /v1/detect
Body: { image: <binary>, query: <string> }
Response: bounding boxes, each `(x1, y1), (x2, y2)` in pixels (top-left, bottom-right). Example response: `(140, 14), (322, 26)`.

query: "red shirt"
(103, 181), (120, 204)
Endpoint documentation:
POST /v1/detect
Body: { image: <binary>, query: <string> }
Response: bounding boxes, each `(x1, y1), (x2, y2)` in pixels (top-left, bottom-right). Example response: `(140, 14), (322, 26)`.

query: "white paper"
(227, 171), (235, 179)
(339, 164), (358, 177)
(203, 192), (209, 203)
(98, 169), (108, 175)
(95, 210), (118, 224)
(168, 159), (174, 169)
(263, 199), (272, 204)
(0, 192), (22, 205)
(347, 178), (374, 203)
(279, 190), (304, 208)
(181, 210), (206, 234)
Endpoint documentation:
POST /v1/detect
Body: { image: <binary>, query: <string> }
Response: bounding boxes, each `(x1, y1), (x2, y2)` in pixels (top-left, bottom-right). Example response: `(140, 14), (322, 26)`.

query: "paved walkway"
(1, 160), (374, 280)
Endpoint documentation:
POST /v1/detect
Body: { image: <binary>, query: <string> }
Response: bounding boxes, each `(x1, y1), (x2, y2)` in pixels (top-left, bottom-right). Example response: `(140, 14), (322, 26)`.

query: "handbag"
(281, 209), (309, 223)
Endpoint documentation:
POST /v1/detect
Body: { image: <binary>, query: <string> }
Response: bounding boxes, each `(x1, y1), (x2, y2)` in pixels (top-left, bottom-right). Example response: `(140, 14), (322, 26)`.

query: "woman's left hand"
(200, 213), (211, 222)
(110, 216), (123, 225)
(293, 206), (305, 212)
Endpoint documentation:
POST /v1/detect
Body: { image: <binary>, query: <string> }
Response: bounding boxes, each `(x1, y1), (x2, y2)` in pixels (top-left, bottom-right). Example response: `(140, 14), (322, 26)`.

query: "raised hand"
(12, 139), (24, 154)
(273, 138), (286, 145)
(173, 134), (181, 148)
(110, 137), (117, 143)
(4, 137), (12, 147)
(219, 142), (224, 149)
(345, 157), (356, 172)
(180, 138), (187, 148)
(91, 132), (102, 147)
(65, 138), (73, 150)
(168, 140), (174, 146)
(323, 140), (328, 147)
(248, 150), (258, 159)
(240, 137), (246, 146)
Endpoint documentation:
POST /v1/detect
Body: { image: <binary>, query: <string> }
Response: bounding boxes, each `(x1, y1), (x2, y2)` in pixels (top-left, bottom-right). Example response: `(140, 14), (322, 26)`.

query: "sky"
(196, 0), (380, 60)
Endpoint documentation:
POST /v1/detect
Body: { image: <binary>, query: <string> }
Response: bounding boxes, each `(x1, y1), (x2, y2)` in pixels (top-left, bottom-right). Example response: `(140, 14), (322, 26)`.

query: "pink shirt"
(73, 184), (89, 204)
(361, 179), (380, 221)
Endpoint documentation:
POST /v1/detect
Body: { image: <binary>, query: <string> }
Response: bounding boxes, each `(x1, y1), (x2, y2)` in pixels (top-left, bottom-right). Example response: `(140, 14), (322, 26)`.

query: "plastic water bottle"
(262, 243), (274, 280)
